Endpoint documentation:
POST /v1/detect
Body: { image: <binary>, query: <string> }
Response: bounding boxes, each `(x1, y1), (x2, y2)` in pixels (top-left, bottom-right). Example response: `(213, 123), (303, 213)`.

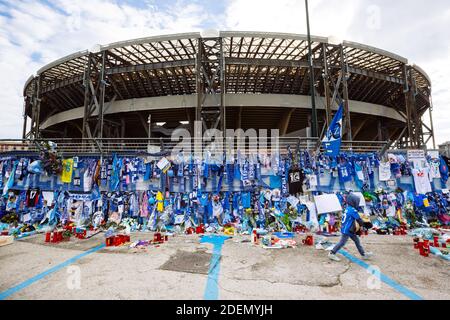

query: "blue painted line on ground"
(0, 243), (105, 300)
(339, 249), (424, 300)
(199, 235), (230, 300)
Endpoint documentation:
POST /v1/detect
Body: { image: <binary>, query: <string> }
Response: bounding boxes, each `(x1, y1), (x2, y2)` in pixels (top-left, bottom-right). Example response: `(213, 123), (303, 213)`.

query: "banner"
(322, 103), (344, 157)
(407, 149), (425, 161)
(314, 193), (342, 214)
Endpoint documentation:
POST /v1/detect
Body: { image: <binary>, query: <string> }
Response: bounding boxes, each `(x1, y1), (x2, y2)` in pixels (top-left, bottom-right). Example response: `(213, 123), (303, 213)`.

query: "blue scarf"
(109, 154), (121, 192)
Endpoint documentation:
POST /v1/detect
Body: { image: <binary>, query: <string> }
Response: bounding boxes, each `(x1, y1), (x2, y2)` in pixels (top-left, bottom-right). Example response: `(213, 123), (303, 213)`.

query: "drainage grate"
(159, 250), (212, 275)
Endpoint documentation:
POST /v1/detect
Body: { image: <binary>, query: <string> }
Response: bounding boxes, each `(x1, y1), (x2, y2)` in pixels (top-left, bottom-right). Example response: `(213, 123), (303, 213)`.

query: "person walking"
(328, 193), (373, 262)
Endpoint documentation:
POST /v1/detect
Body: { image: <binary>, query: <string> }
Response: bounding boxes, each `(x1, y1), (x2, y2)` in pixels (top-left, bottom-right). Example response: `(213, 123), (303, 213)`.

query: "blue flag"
(322, 103), (344, 157)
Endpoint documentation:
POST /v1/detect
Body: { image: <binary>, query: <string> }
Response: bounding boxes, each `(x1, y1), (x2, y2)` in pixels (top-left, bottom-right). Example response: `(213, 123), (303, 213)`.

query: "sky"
(0, 0), (449, 146)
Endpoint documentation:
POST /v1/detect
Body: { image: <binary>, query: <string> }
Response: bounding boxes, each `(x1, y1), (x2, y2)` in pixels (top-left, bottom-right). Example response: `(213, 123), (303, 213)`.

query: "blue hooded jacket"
(341, 193), (364, 235)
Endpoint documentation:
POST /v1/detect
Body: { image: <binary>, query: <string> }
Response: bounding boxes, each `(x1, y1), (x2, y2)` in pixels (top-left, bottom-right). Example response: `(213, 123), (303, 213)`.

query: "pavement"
(0, 232), (449, 300)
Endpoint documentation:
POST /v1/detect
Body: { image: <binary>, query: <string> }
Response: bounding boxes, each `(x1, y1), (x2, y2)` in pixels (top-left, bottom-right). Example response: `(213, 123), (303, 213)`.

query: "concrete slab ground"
(0, 233), (448, 300)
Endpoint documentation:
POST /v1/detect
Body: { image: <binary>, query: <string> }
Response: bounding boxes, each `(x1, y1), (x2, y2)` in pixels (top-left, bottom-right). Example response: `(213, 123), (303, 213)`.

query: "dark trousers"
(331, 233), (365, 256)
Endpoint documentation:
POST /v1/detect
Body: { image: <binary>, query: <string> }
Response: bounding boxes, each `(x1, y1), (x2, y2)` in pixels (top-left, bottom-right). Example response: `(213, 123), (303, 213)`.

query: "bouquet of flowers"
(39, 141), (62, 175)
(120, 217), (138, 233)
(404, 201), (416, 226)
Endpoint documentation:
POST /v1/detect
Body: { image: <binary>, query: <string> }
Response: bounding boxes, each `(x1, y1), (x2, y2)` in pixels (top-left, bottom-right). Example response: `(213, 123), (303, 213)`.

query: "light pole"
(305, 0), (318, 138)
(147, 114), (152, 139)
(147, 114), (152, 153)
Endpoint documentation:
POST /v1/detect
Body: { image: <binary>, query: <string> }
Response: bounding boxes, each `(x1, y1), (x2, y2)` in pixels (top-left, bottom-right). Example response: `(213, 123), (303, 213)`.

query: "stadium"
(22, 31), (434, 150)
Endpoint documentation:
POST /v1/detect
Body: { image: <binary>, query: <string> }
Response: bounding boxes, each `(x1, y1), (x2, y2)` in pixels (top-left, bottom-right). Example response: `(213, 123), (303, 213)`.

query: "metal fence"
(0, 138), (390, 157)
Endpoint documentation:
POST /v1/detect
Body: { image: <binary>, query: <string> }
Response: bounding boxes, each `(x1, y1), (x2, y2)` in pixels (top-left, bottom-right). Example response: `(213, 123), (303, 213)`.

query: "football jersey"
(338, 164), (352, 183)
(412, 168), (432, 195)
(26, 188), (40, 207)
(61, 159), (74, 183)
(288, 168), (304, 195)
(199, 192), (209, 206)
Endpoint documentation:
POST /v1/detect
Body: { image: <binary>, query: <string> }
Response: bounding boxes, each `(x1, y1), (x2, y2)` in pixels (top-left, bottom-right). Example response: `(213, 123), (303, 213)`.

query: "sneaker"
(315, 243), (325, 250)
(328, 252), (341, 262)
(362, 252), (373, 260)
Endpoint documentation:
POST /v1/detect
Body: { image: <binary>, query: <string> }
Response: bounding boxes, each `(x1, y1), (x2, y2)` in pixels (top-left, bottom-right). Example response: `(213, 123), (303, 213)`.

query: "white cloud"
(0, 0), (207, 139)
(224, 0), (450, 146)
(225, 0), (361, 40)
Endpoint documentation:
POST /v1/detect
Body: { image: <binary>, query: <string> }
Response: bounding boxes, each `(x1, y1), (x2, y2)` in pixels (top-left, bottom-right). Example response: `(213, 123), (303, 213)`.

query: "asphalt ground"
(0, 232), (449, 300)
